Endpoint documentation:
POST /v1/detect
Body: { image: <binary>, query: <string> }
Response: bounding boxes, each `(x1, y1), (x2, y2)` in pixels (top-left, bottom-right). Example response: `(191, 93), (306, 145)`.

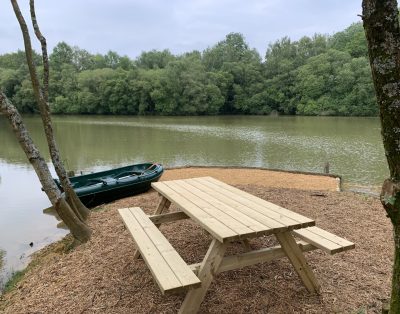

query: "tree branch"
(10, 0), (44, 107)
(11, 0), (90, 221)
(29, 0), (49, 103)
(0, 91), (60, 203)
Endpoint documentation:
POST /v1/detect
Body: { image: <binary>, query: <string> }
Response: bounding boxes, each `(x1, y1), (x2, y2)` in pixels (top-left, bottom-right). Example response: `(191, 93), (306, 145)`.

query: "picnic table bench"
(118, 176), (354, 313)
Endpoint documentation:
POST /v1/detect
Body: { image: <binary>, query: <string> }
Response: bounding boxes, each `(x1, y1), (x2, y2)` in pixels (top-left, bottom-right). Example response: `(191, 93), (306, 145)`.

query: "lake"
(0, 115), (388, 288)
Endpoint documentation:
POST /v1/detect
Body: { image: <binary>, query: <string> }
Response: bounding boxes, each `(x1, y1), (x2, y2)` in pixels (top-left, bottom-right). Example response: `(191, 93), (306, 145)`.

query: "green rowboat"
(55, 163), (163, 207)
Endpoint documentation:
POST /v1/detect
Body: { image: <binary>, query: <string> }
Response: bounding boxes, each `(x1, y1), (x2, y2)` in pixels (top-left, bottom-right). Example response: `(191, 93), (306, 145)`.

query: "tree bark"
(0, 92), (91, 243)
(392, 225), (400, 311)
(362, 1), (400, 312)
(11, 0), (89, 220)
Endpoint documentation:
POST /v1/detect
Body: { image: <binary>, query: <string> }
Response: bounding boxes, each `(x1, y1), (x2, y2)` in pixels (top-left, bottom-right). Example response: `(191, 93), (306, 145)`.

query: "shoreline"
(165, 164), (342, 180)
(0, 167), (391, 313)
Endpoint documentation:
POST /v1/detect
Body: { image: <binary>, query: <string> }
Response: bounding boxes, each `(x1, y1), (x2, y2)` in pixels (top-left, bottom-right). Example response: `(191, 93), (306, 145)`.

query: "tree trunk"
(0, 92), (91, 242)
(362, 1), (400, 312)
(392, 225), (400, 312)
(11, 0), (89, 220)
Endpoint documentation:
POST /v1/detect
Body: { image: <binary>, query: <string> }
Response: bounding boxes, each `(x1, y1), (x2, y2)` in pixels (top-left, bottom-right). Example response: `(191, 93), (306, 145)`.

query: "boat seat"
(115, 171), (141, 178)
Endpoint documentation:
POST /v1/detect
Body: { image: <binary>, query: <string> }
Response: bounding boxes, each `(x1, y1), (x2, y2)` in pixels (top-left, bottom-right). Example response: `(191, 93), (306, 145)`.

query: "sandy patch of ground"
(0, 168), (391, 313)
(162, 167), (340, 191)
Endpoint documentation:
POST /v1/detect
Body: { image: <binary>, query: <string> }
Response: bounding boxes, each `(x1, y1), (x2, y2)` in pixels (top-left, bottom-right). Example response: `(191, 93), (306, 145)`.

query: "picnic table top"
(151, 176), (315, 242)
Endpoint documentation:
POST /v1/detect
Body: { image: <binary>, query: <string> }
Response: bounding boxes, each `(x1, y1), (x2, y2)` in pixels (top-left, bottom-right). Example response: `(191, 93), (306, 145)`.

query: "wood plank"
(187, 178), (297, 231)
(152, 182), (238, 242)
(190, 240), (316, 275)
(178, 180), (269, 233)
(203, 177), (315, 227)
(304, 226), (354, 248)
(149, 211), (189, 225)
(154, 196), (172, 215)
(179, 239), (228, 314)
(166, 180), (257, 237)
(276, 231), (320, 293)
(133, 195), (172, 259)
(119, 207), (200, 294)
(241, 239), (252, 251)
(293, 227), (355, 254)
(185, 178), (288, 232)
(131, 208), (201, 291)
(119, 208), (182, 294)
(293, 228), (343, 254)
(194, 177), (307, 228)
(201, 176), (313, 224)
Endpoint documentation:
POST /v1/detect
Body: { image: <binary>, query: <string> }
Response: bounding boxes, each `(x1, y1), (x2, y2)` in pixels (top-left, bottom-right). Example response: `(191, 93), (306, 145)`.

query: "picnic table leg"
(179, 239), (228, 314)
(275, 231), (321, 294)
(133, 195), (171, 259)
(153, 196), (172, 226)
(241, 239), (252, 251)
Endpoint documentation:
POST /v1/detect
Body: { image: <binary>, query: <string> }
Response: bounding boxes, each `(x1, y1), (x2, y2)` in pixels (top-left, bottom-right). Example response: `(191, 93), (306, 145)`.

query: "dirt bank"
(0, 168), (391, 313)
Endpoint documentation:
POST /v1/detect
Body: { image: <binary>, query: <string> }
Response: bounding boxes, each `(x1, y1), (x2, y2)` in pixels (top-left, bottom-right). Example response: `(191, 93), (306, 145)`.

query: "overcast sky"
(1, 0), (362, 59)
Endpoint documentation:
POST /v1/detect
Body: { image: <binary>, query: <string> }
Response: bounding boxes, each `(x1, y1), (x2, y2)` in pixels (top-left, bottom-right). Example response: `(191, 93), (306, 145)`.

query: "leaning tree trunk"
(362, 1), (400, 312)
(0, 92), (91, 243)
(11, 0), (89, 221)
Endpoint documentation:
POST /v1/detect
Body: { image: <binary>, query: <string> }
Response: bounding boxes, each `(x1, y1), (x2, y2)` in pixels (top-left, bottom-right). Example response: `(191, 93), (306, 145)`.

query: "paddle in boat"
(54, 163), (164, 207)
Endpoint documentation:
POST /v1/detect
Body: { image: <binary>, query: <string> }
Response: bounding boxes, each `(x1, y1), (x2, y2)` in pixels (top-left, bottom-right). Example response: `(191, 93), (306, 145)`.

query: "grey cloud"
(0, 0), (361, 58)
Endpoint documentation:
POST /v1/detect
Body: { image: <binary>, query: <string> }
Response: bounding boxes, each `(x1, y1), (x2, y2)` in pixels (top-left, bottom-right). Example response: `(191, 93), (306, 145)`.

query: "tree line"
(0, 22), (377, 116)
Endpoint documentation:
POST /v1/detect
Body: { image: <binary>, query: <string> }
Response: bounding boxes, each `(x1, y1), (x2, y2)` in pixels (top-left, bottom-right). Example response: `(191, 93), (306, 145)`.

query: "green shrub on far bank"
(0, 22), (377, 117)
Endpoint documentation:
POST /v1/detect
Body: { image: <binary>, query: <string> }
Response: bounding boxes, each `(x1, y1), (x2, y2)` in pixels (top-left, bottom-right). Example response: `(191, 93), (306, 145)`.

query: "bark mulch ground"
(0, 168), (392, 313)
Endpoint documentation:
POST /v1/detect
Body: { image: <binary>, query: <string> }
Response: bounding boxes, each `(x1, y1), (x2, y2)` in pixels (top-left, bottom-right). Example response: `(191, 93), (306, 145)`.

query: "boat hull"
(55, 163), (163, 208)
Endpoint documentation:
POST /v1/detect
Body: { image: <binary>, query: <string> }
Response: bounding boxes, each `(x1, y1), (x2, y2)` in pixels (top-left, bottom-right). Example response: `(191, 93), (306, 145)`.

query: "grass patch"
(91, 205), (106, 212)
(1, 235), (74, 297)
(0, 235), (77, 312)
(2, 269), (27, 294)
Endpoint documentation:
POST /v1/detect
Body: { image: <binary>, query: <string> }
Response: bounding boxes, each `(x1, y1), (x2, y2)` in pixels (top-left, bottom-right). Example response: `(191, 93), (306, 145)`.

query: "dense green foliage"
(0, 22), (377, 116)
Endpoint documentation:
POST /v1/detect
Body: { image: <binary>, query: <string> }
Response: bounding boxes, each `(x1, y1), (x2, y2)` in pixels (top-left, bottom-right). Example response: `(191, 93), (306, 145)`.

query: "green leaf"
(385, 196), (397, 206)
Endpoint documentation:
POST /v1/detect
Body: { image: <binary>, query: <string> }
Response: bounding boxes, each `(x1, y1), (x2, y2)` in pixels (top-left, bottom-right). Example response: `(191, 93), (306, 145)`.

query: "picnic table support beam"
(189, 240), (315, 275)
(179, 239), (228, 314)
(276, 232), (321, 294)
(154, 195), (172, 215)
(133, 195), (171, 259)
(149, 211), (189, 225)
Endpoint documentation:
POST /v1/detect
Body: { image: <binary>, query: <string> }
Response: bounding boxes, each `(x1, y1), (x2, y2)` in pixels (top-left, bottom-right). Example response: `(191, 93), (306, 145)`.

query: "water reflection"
(0, 161), (68, 288)
(0, 115), (387, 186)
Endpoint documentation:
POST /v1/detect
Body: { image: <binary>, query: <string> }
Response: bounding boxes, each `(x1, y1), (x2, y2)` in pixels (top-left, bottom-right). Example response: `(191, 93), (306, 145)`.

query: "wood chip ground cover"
(0, 168), (391, 313)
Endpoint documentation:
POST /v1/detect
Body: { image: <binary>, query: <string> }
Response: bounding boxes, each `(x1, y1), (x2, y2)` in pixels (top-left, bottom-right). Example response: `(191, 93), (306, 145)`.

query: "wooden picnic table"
(119, 176), (354, 313)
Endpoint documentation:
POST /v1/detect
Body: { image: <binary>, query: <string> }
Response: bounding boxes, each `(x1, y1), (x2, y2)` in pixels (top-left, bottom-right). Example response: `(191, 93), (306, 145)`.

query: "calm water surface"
(0, 115), (388, 287)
